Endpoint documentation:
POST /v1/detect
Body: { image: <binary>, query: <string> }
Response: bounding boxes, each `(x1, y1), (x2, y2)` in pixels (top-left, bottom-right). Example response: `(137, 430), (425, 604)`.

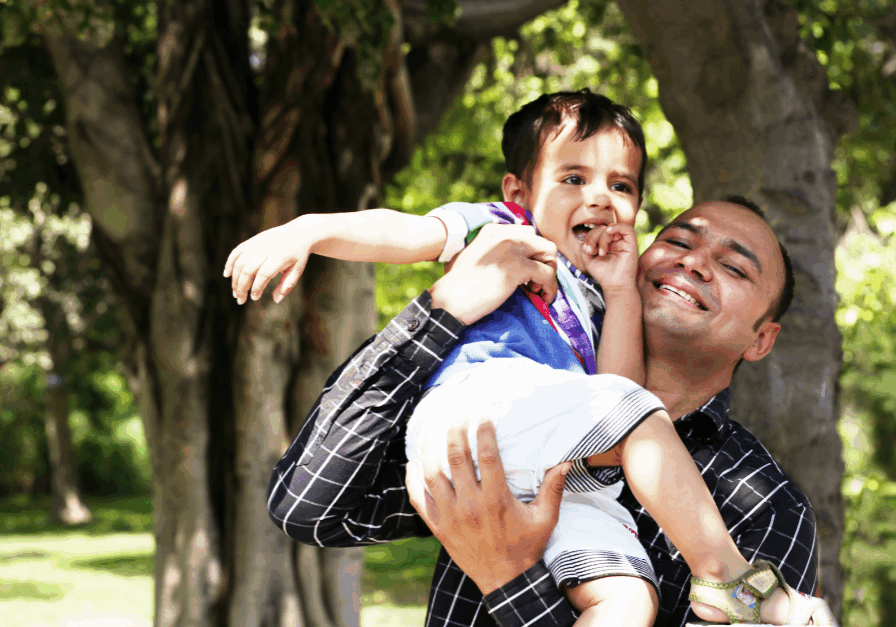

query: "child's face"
(503, 120), (642, 272)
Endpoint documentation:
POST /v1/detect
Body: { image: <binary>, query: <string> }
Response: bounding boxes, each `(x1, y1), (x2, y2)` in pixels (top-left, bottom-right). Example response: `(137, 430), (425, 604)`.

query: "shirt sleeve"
(484, 562), (578, 627)
(266, 291), (465, 547)
(733, 502), (819, 595)
(427, 202), (520, 263)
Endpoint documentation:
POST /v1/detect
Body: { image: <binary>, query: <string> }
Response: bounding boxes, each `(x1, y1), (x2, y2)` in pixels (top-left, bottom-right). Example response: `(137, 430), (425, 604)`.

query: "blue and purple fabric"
(425, 201), (606, 389)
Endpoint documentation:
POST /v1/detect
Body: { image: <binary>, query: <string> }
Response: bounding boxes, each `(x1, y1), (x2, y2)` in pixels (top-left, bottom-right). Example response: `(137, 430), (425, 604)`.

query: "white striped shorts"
(407, 358), (664, 591)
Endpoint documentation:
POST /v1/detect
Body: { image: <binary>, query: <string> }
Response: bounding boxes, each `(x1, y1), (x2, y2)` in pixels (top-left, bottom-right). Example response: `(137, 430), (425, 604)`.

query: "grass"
(0, 494), (153, 535)
(0, 494), (437, 627)
(4, 491), (896, 626)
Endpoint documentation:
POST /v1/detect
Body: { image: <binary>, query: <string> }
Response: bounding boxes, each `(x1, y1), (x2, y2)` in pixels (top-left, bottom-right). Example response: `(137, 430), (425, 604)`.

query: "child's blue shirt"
(426, 201), (607, 388)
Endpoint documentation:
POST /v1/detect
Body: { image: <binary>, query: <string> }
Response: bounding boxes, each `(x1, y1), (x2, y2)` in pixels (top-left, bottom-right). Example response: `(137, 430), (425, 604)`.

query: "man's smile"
(651, 278), (709, 311)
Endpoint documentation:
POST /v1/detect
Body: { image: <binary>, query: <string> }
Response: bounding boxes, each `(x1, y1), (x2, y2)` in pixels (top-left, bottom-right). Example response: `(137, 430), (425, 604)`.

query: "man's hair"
(502, 89), (648, 197)
(721, 194), (795, 328)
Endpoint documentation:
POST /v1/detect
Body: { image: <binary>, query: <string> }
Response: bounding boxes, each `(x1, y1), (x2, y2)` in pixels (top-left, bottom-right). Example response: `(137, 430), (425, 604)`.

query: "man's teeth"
(659, 284), (701, 307)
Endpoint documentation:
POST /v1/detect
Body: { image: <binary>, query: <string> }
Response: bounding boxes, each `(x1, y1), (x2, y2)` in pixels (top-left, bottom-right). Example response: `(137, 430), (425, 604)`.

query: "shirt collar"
(675, 388), (732, 443)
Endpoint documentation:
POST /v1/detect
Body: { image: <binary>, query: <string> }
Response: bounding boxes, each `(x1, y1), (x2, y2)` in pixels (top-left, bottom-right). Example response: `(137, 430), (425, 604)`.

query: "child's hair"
(501, 89), (648, 197)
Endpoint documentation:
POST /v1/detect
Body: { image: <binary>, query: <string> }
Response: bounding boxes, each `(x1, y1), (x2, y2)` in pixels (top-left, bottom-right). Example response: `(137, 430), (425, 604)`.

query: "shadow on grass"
(69, 553), (153, 577)
(0, 549), (50, 563)
(0, 581), (69, 600)
(0, 494), (152, 535)
(363, 537), (440, 607)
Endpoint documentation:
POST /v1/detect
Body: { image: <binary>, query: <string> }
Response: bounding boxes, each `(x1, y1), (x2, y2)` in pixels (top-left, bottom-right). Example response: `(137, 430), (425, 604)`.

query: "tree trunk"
(34, 236), (93, 526)
(36, 0), (567, 623)
(616, 0), (850, 615)
(37, 0), (407, 624)
(44, 370), (93, 525)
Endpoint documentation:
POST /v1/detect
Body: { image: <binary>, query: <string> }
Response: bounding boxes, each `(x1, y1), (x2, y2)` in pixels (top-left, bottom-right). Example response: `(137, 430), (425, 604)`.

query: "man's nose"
(676, 249), (712, 281)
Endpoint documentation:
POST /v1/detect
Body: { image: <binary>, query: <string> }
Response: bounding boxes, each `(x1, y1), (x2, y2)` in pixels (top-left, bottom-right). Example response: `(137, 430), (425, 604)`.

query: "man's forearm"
(266, 292), (464, 545)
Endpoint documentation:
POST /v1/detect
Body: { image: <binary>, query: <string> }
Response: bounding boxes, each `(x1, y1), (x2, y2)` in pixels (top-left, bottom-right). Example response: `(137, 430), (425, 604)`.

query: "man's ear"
(502, 173), (527, 205)
(742, 320), (781, 362)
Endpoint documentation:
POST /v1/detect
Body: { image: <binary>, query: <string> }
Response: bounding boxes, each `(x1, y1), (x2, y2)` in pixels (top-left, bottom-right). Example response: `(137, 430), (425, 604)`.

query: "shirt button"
(408, 319), (420, 331)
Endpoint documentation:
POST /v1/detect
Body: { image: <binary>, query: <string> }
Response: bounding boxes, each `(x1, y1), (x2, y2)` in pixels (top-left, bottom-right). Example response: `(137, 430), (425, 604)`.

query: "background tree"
(3, 1), (569, 626)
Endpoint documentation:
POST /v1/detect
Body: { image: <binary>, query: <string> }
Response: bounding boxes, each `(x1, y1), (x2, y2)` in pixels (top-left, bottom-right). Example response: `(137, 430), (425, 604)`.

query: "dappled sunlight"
(0, 531), (153, 626)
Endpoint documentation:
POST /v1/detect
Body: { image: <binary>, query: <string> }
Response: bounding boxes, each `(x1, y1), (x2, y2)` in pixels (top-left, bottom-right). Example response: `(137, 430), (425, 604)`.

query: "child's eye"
(611, 182), (634, 194)
(563, 175), (585, 185)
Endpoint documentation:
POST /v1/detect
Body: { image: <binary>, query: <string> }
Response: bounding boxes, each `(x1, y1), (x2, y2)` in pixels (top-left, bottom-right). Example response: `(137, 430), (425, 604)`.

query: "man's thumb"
(536, 461), (571, 517)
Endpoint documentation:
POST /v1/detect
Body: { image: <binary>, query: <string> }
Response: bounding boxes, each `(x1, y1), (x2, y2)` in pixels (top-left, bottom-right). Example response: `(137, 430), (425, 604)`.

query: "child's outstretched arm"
(581, 223), (645, 385)
(224, 210), (447, 304)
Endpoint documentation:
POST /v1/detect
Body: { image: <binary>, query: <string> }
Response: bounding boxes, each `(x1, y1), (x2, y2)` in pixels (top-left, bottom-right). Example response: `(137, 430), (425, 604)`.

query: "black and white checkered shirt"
(268, 292), (818, 627)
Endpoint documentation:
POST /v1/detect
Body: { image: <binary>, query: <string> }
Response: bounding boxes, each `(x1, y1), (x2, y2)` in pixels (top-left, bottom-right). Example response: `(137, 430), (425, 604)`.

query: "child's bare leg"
(566, 576), (658, 627)
(612, 410), (790, 624)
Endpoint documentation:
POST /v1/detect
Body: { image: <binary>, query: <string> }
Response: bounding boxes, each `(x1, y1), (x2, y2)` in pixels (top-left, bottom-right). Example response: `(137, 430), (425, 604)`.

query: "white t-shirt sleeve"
(427, 204), (472, 263)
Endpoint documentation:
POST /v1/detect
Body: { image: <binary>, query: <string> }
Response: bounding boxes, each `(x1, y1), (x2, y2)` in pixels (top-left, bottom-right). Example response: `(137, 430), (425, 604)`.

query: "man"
(267, 199), (819, 627)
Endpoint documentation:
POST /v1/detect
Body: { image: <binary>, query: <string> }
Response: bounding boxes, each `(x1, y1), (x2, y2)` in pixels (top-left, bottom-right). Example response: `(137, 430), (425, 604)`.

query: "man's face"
(638, 202), (785, 363)
(504, 120), (642, 272)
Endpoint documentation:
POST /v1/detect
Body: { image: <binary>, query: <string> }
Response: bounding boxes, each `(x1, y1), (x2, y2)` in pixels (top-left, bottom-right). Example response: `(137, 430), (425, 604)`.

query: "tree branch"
(38, 22), (162, 304)
(404, 0), (570, 38)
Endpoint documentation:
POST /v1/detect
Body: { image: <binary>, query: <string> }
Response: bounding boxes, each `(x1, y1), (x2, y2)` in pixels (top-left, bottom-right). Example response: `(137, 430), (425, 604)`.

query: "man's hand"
(429, 223), (559, 325)
(406, 420), (570, 595)
(579, 222), (639, 293)
(224, 219), (309, 304)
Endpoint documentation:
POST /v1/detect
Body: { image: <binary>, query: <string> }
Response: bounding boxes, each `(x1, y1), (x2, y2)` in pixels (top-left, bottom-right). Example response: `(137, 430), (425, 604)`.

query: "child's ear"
(502, 173), (527, 205)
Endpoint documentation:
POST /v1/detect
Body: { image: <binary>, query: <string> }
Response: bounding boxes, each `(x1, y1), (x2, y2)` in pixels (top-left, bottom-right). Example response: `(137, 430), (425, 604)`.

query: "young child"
(225, 91), (830, 626)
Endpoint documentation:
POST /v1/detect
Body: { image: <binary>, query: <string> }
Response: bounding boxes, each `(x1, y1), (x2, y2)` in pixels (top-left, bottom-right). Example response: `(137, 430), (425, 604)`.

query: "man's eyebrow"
(657, 221), (701, 237)
(725, 239), (762, 274)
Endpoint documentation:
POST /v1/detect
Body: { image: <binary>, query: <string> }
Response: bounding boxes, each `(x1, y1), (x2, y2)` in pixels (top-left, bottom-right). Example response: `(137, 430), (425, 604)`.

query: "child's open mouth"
(572, 223), (603, 241)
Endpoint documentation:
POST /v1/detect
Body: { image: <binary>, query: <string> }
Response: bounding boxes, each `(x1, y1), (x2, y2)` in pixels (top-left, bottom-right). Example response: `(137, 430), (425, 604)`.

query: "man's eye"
(666, 239), (689, 248)
(724, 264), (746, 278)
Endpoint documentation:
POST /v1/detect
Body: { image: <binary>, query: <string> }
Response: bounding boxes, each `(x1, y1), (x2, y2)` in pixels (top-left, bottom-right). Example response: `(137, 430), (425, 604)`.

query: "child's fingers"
(596, 228), (617, 256)
(223, 245), (244, 278)
(580, 225), (608, 256)
(272, 262), (304, 303)
(249, 258), (283, 301)
(233, 255), (267, 304)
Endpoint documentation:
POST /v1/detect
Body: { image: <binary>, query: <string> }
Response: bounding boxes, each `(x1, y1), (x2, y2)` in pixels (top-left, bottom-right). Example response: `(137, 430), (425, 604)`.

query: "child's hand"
(224, 220), (310, 304)
(580, 223), (639, 293)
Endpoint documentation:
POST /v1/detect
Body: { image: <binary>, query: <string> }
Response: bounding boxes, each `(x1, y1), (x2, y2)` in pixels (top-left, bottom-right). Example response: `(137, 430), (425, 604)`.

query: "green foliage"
(0, 362), (151, 498)
(794, 0), (896, 223)
(836, 209), (896, 626)
(363, 537), (440, 606)
(313, 0), (396, 89)
(0, 13), (150, 499)
(837, 213), (896, 477)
